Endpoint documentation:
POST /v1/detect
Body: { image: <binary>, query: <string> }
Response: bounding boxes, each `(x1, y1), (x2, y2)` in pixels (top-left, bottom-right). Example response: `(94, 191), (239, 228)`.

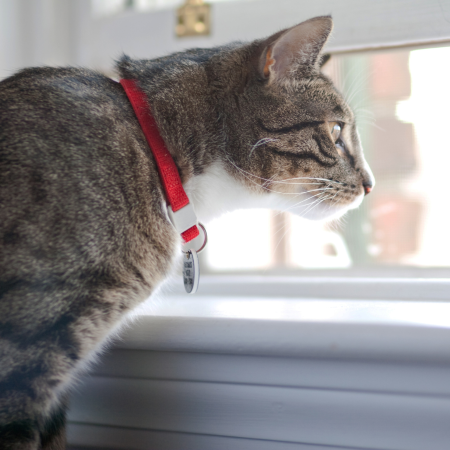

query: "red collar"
(120, 79), (200, 244)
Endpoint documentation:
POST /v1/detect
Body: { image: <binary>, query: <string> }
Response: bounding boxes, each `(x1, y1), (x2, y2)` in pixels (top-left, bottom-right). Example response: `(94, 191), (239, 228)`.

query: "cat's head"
(217, 16), (374, 221)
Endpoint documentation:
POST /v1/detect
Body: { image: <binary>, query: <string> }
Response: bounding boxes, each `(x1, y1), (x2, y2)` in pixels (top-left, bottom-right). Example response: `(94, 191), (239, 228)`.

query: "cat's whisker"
(282, 177), (343, 184)
(274, 187), (335, 204)
(323, 192), (345, 216)
(299, 194), (335, 217)
(295, 197), (327, 217)
(324, 192), (340, 211)
(225, 151), (343, 216)
(345, 76), (368, 102)
(262, 172), (278, 189)
(226, 156), (343, 190)
(355, 119), (384, 132)
(273, 194), (323, 217)
(272, 178), (342, 187)
(272, 219), (293, 256)
(224, 157), (286, 194)
(339, 63), (369, 96)
(225, 155), (336, 195)
(264, 186), (333, 197)
(353, 106), (375, 118)
(339, 67), (363, 100)
(225, 155), (278, 186)
(343, 67), (374, 108)
(249, 138), (279, 158)
(279, 191), (329, 214)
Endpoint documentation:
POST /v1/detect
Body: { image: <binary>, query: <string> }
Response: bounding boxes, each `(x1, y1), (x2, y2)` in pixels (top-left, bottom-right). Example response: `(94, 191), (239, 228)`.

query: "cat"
(0, 16), (373, 449)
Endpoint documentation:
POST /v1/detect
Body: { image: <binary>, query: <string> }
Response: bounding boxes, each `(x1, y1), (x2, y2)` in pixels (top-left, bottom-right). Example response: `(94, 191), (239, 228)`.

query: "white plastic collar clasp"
(167, 202), (208, 254)
(167, 202), (197, 235)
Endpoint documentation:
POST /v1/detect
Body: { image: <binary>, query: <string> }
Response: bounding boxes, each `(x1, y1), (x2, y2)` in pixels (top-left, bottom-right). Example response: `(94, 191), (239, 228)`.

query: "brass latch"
(176, 0), (211, 38)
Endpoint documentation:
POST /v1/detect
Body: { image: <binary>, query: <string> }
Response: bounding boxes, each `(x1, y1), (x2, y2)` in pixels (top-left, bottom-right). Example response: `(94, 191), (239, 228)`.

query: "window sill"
(68, 277), (450, 450)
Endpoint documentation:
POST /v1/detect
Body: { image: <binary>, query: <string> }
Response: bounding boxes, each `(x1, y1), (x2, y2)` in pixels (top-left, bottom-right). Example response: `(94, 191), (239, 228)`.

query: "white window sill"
(68, 277), (450, 450)
(121, 276), (450, 364)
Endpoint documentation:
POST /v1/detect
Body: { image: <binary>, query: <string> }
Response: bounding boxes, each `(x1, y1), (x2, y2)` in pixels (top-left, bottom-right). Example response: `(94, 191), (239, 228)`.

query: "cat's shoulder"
(1, 66), (111, 89)
(0, 66), (123, 108)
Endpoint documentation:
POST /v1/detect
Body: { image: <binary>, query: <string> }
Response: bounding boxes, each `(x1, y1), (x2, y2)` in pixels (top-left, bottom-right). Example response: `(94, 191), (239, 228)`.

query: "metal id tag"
(183, 249), (199, 294)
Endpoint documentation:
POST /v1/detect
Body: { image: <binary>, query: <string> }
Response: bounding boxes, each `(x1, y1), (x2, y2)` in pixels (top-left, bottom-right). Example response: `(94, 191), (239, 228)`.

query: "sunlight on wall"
(289, 215), (352, 269)
(205, 209), (272, 270)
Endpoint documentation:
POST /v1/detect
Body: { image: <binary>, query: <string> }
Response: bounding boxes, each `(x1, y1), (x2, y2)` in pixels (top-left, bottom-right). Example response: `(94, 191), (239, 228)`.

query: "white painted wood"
(94, 349), (450, 397)
(141, 296), (450, 328)
(68, 376), (450, 450)
(161, 275), (450, 301)
(68, 306), (450, 449)
(4, 0), (445, 76)
(116, 316), (450, 363)
(76, 0), (450, 72)
(67, 423), (365, 450)
(0, 0), (77, 78)
(0, 0), (22, 79)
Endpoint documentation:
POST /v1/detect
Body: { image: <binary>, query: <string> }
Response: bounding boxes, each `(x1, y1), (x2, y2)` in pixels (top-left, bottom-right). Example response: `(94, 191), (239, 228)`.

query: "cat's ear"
(259, 16), (333, 83)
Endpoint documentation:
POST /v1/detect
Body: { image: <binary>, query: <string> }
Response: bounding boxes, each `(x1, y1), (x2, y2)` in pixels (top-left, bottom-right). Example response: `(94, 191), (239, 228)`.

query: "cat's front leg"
(0, 396), (67, 450)
(0, 421), (40, 450)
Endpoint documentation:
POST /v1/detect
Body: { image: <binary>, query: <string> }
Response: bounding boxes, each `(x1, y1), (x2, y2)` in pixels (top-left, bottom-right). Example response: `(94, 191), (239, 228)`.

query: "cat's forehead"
(256, 74), (354, 126)
(292, 75), (354, 122)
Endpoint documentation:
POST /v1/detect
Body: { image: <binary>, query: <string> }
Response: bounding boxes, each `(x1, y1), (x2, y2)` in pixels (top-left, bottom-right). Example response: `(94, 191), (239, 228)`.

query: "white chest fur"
(184, 163), (284, 223)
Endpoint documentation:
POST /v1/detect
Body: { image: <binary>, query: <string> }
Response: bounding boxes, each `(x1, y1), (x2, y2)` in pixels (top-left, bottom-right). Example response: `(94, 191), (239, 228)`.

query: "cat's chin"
(287, 191), (365, 222)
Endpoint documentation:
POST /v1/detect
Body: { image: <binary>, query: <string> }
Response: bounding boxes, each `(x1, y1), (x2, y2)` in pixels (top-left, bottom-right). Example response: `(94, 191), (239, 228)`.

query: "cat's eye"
(329, 121), (346, 157)
(329, 122), (342, 142)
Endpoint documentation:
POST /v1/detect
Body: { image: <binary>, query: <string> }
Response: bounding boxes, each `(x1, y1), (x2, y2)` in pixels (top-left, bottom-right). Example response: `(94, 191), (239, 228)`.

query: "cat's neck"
(184, 162), (286, 224)
(118, 54), (225, 186)
(117, 55), (267, 223)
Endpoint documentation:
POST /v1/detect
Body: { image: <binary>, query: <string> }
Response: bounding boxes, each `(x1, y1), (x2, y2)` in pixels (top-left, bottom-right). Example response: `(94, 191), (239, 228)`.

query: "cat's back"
(0, 67), (132, 236)
(0, 66), (129, 161)
(0, 67), (170, 314)
(0, 66), (119, 105)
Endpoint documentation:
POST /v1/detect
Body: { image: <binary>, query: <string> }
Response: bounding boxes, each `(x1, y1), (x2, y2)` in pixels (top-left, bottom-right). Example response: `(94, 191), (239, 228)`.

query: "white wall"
(0, 0), (76, 79)
(2, 0), (450, 79)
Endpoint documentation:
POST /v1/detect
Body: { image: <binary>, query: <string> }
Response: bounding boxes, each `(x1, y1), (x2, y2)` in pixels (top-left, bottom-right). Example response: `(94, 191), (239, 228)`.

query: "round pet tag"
(183, 249), (199, 294)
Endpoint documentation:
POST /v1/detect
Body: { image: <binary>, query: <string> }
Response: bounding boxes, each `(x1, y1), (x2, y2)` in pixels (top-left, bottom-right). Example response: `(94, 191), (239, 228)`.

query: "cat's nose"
(363, 182), (373, 196)
(361, 162), (375, 196)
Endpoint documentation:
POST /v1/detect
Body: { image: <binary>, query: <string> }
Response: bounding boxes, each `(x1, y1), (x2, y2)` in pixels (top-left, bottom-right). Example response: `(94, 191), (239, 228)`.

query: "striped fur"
(0, 17), (373, 449)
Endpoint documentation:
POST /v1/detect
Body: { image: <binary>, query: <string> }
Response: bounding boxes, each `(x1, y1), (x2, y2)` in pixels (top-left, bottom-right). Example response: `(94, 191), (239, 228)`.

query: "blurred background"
(2, 0), (450, 277)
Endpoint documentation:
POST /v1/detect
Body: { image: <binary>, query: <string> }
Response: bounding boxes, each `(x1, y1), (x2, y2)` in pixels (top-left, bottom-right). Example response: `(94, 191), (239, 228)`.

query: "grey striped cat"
(0, 16), (373, 449)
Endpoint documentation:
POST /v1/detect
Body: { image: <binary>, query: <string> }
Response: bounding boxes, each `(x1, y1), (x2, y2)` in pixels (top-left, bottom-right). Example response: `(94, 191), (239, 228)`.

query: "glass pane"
(201, 45), (450, 273)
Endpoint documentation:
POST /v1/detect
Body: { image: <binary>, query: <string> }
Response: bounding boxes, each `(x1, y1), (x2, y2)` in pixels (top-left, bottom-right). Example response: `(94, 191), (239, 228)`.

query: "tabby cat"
(0, 16), (373, 449)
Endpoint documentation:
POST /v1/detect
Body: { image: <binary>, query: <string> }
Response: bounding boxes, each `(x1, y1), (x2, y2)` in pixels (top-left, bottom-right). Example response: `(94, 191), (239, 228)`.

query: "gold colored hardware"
(176, 0), (211, 38)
